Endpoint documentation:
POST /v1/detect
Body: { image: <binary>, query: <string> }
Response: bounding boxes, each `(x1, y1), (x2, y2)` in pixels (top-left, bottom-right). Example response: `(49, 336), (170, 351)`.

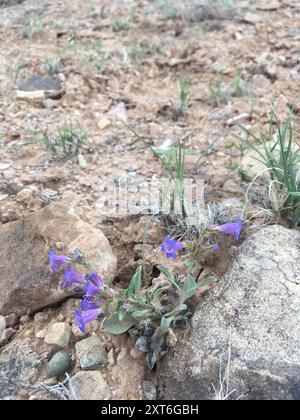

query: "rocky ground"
(0, 0), (300, 400)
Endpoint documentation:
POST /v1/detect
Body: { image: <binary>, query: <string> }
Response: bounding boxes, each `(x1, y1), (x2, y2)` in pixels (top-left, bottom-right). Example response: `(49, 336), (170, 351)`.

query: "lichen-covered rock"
(158, 226), (300, 400)
(0, 340), (42, 399)
(0, 204), (117, 316)
(75, 335), (107, 369)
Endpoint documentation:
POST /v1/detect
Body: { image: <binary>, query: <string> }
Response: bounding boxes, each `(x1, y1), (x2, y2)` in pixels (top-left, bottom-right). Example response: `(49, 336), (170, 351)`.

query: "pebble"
(36, 330), (45, 339)
(44, 322), (71, 348)
(46, 351), (71, 378)
(75, 335), (108, 369)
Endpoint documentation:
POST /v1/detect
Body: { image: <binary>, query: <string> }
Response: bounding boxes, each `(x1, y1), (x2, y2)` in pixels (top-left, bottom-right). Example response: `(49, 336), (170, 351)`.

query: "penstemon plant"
(49, 218), (244, 369)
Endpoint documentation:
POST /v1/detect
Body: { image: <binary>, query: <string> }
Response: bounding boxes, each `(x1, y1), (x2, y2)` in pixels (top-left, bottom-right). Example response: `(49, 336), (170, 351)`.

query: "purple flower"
(84, 272), (104, 297)
(161, 235), (184, 259)
(49, 249), (69, 272)
(213, 217), (244, 241)
(212, 243), (220, 252)
(74, 308), (102, 333)
(81, 297), (100, 311)
(61, 265), (84, 289)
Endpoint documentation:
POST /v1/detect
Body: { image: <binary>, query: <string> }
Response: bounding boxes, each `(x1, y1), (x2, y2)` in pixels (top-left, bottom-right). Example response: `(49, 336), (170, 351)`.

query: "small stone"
(77, 154), (88, 169)
(20, 314), (29, 324)
(44, 322), (71, 348)
(0, 315), (6, 337)
(43, 99), (54, 109)
(98, 116), (111, 130)
(1, 328), (15, 341)
(75, 335), (107, 369)
(42, 377), (58, 386)
(243, 12), (263, 25)
(107, 349), (115, 366)
(36, 330), (45, 339)
(16, 188), (34, 204)
(0, 163), (10, 170)
(46, 351), (71, 378)
(142, 381), (157, 400)
(70, 371), (111, 400)
(35, 167), (67, 184)
(5, 313), (18, 328)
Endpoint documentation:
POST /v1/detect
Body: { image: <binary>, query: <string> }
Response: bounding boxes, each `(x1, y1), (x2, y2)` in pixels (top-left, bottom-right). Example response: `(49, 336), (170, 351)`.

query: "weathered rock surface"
(0, 340), (42, 399)
(75, 335), (107, 369)
(70, 371), (111, 400)
(158, 226), (300, 400)
(0, 205), (117, 316)
(44, 322), (71, 348)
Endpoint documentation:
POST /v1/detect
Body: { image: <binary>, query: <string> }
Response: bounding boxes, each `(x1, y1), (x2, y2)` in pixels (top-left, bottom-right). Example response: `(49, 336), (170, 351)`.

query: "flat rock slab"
(17, 76), (64, 100)
(0, 204), (117, 316)
(158, 226), (300, 400)
(18, 76), (62, 92)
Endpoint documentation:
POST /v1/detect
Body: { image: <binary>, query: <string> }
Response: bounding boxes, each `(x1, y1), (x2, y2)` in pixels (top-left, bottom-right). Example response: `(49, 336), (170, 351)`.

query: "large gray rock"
(0, 205), (117, 316)
(0, 339), (42, 399)
(158, 225), (300, 400)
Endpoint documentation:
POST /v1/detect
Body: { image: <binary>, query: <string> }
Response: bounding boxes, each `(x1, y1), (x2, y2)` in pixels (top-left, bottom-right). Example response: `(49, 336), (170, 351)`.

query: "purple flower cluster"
(49, 249), (104, 333)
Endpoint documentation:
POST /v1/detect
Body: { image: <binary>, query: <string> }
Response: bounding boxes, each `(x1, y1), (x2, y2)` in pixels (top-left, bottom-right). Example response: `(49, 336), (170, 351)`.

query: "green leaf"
(166, 304), (187, 318)
(128, 266), (142, 297)
(182, 274), (216, 303)
(158, 265), (180, 291)
(103, 312), (135, 335)
(182, 272), (197, 302)
(132, 309), (151, 319)
(160, 316), (174, 334)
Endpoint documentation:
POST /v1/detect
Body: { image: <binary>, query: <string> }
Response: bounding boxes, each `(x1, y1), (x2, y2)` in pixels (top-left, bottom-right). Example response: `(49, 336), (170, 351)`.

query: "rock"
(98, 116), (111, 130)
(44, 322), (71, 348)
(0, 339), (42, 399)
(243, 12), (263, 25)
(46, 351), (71, 378)
(0, 315), (6, 336)
(77, 154), (88, 169)
(70, 371), (111, 400)
(159, 226), (300, 400)
(263, 59), (277, 81)
(35, 167), (67, 184)
(0, 204), (117, 316)
(142, 381), (157, 400)
(36, 330), (45, 339)
(1, 327), (15, 342)
(75, 335), (107, 369)
(17, 75), (64, 100)
(4, 313), (18, 328)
